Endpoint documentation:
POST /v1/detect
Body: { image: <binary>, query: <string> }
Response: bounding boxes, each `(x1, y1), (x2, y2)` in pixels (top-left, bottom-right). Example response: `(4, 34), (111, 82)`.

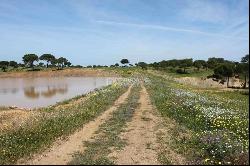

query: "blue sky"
(0, 0), (249, 65)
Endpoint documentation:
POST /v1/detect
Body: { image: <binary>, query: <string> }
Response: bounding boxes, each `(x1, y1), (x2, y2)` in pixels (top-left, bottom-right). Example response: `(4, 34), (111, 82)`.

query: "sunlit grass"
(145, 74), (249, 165)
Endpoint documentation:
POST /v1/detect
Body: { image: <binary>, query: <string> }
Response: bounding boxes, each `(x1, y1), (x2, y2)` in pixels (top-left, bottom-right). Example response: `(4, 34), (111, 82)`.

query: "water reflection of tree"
(23, 85), (68, 98)
(11, 88), (18, 94)
(0, 89), (8, 94)
(94, 77), (97, 87)
(24, 87), (40, 99)
(41, 85), (68, 98)
(57, 85), (68, 94)
(0, 88), (19, 94)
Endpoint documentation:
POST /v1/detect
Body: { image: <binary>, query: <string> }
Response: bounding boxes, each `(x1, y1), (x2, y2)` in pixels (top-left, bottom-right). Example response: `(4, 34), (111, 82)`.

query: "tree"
(214, 64), (234, 87)
(62, 58), (69, 68)
(62, 57), (69, 68)
(240, 54), (249, 88)
(207, 57), (224, 69)
(235, 63), (249, 88)
(58, 57), (69, 69)
(137, 62), (147, 70)
(179, 59), (193, 73)
(51, 58), (57, 67)
(9, 61), (18, 68)
(193, 60), (206, 71)
(151, 62), (159, 69)
(203, 61), (209, 70)
(57, 58), (63, 69)
(0, 61), (9, 72)
(120, 59), (129, 66)
(23, 54), (39, 70)
(168, 59), (180, 68)
(241, 54), (249, 63)
(51, 58), (60, 70)
(38, 62), (45, 67)
(74, 65), (82, 68)
(115, 63), (119, 67)
(65, 61), (72, 67)
(18, 63), (25, 67)
(39, 54), (55, 68)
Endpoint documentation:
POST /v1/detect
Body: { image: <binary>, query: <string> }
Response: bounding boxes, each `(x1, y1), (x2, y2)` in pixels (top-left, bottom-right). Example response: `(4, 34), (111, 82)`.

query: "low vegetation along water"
(0, 77), (117, 108)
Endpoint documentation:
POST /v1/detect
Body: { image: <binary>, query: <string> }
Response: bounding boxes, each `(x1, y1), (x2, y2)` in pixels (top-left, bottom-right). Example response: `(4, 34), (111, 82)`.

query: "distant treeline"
(0, 54), (71, 71)
(0, 54), (249, 88)
(81, 56), (249, 88)
(142, 56), (248, 72)
(135, 55), (249, 88)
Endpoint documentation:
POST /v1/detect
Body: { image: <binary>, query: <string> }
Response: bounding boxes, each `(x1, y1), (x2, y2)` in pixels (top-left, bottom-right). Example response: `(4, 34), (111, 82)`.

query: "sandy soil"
(174, 77), (227, 88)
(174, 77), (246, 89)
(17, 85), (132, 165)
(0, 68), (118, 78)
(0, 109), (32, 132)
(109, 84), (186, 165)
(149, 70), (247, 89)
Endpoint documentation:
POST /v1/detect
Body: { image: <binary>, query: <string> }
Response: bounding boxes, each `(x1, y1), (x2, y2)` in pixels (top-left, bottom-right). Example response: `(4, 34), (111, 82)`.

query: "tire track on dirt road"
(18, 85), (132, 165)
(109, 83), (186, 165)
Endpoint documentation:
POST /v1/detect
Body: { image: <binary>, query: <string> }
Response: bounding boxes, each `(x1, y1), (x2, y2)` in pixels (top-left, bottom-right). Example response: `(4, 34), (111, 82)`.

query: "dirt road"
(108, 84), (161, 164)
(17, 83), (186, 165)
(18, 86), (132, 165)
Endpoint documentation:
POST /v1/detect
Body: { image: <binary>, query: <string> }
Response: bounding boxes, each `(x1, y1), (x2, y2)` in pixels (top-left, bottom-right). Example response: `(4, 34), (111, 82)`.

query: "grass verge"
(145, 74), (249, 165)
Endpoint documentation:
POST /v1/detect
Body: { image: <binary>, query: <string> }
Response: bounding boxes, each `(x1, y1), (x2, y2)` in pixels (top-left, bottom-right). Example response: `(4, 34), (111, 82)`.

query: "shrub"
(176, 68), (189, 74)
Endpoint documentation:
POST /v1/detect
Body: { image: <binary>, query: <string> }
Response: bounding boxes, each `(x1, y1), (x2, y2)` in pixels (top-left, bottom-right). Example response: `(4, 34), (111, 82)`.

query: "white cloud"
(95, 20), (248, 40)
(181, 0), (229, 24)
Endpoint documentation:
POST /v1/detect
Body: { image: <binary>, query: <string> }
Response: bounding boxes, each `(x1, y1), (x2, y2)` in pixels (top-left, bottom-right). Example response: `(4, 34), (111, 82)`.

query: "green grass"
(0, 81), (130, 164)
(153, 67), (214, 78)
(145, 74), (249, 165)
(47, 93), (88, 109)
(157, 153), (172, 165)
(0, 67), (43, 72)
(69, 84), (141, 165)
(104, 67), (144, 77)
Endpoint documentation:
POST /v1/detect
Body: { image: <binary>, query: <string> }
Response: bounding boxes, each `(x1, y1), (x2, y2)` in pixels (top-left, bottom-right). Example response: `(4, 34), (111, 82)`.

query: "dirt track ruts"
(109, 83), (186, 165)
(17, 85), (132, 165)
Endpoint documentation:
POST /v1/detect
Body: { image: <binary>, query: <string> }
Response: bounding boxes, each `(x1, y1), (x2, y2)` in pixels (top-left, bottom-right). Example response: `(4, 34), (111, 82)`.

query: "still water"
(0, 77), (116, 108)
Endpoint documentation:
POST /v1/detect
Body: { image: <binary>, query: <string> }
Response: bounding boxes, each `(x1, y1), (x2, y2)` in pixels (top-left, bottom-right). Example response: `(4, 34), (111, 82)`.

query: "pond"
(0, 77), (116, 109)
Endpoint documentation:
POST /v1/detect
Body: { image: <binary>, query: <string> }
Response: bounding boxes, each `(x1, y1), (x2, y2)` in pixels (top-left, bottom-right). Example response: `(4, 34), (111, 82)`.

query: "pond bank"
(0, 68), (119, 78)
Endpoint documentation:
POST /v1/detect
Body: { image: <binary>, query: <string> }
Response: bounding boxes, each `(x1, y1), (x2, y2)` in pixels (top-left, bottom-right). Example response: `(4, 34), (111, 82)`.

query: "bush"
(212, 74), (223, 79)
(207, 75), (214, 79)
(176, 68), (189, 74)
(219, 80), (226, 84)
